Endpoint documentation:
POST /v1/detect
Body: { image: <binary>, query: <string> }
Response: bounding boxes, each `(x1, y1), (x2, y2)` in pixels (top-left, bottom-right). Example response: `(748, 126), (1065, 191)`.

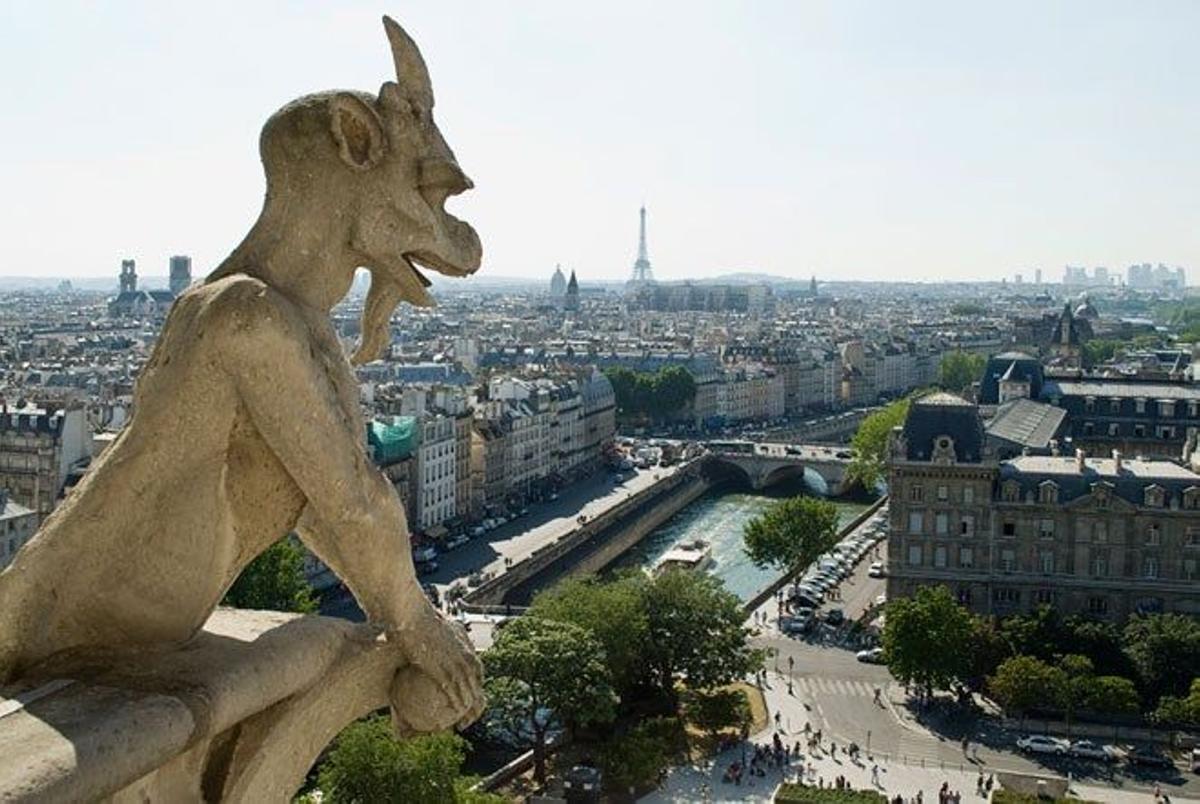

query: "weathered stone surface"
(0, 14), (484, 801)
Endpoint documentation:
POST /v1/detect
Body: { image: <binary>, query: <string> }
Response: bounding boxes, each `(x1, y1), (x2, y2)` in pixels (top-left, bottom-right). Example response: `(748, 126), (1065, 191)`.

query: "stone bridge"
(704, 442), (854, 496)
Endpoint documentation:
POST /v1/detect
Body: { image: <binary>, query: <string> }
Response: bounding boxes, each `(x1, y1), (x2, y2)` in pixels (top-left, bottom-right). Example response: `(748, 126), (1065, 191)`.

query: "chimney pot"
(1076, 448), (1086, 472)
(1112, 449), (1122, 474)
(1049, 439), (1060, 456)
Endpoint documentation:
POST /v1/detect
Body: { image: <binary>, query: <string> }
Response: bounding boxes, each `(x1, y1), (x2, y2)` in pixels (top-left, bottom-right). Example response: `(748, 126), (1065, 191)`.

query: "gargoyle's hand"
(388, 604), (484, 736)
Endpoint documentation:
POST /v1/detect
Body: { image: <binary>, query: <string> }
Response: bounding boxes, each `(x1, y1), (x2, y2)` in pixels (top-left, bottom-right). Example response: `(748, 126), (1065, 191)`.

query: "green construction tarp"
(367, 417), (417, 465)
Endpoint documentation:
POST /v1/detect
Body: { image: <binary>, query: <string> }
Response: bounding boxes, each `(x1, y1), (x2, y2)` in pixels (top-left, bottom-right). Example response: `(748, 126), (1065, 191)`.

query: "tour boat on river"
(652, 539), (713, 576)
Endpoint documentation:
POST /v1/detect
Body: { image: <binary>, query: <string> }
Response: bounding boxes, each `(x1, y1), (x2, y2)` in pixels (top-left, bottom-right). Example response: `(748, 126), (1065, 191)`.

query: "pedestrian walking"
(871, 763), (880, 786)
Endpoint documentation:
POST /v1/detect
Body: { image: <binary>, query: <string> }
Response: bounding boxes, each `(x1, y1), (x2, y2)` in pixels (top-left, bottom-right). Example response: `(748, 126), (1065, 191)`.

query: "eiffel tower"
(627, 205), (655, 290)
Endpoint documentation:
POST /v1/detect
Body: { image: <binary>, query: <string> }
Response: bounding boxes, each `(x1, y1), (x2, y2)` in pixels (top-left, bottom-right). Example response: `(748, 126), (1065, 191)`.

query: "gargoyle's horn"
(383, 15), (433, 106)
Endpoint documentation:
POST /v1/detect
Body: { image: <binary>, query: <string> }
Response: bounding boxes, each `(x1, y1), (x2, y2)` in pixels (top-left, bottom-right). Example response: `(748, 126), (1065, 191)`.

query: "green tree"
(654, 365), (697, 413)
(601, 717), (684, 793)
(224, 536), (317, 613)
(483, 617), (616, 785)
(1123, 614), (1200, 702)
(316, 717), (502, 804)
(1082, 675), (1141, 716)
(846, 397), (911, 490)
(743, 496), (840, 577)
(987, 655), (1066, 715)
(938, 351), (986, 394)
(999, 605), (1065, 662)
(641, 571), (762, 703)
(883, 585), (975, 697)
(529, 573), (649, 699)
(682, 687), (751, 741)
(1152, 678), (1200, 725)
(603, 365), (696, 423)
(949, 302), (987, 317)
(1058, 654), (1095, 733)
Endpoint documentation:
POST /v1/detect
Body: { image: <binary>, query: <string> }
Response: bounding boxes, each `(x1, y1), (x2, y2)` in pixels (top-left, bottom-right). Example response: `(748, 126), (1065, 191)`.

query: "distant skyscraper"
(169, 255), (192, 295)
(810, 276), (818, 296)
(565, 269), (580, 311)
(627, 205), (655, 290)
(550, 263), (567, 296)
(1035, 268), (1042, 285)
(119, 259), (137, 293)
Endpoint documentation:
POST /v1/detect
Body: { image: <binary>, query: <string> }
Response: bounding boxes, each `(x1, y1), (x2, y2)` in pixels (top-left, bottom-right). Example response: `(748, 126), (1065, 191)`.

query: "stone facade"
(887, 393), (1200, 622)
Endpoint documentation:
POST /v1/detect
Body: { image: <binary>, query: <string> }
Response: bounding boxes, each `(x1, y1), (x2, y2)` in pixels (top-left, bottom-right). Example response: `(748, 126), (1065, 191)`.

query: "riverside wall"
(463, 461), (715, 608)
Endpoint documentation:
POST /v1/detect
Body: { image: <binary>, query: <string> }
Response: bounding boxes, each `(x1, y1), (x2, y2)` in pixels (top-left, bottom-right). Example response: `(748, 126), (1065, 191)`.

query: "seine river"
(608, 479), (872, 602)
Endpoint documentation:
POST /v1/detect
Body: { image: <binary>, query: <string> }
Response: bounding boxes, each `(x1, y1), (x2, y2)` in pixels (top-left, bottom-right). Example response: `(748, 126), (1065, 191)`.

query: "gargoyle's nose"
(419, 157), (472, 197)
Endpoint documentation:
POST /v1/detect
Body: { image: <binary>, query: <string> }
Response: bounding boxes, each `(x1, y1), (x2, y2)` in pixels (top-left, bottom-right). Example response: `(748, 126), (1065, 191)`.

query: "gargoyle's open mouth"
(404, 250), (471, 284)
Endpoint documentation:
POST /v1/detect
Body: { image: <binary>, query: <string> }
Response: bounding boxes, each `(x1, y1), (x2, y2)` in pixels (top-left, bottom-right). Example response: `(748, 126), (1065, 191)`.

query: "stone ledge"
(0, 608), (403, 803)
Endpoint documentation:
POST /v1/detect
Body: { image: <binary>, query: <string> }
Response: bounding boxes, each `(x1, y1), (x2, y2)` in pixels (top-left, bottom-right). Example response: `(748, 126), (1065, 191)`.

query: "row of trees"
(882, 586), (1200, 725)
(482, 570), (761, 785)
(846, 397), (911, 490)
(603, 365), (696, 423)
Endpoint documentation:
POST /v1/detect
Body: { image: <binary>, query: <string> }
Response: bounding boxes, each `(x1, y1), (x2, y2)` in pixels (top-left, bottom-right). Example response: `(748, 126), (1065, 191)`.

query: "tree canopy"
(528, 574), (649, 699)
(847, 397), (911, 491)
(603, 365), (696, 423)
(224, 537), (317, 613)
(883, 585), (974, 695)
(1123, 613), (1200, 703)
(949, 302), (987, 317)
(743, 495), (840, 576)
(938, 351), (986, 394)
(641, 570), (762, 700)
(482, 617), (616, 784)
(316, 717), (502, 804)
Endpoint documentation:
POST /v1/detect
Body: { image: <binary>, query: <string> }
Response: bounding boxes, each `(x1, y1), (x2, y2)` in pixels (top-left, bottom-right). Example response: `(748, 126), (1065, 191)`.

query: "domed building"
(549, 264), (567, 297)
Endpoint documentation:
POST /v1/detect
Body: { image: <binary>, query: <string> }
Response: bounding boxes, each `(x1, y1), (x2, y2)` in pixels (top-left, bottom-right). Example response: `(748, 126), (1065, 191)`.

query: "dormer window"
(1144, 485), (1165, 508)
(1183, 487), (1200, 510)
(1038, 480), (1059, 504)
(1002, 481), (1021, 503)
(1159, 400), (1175, 417)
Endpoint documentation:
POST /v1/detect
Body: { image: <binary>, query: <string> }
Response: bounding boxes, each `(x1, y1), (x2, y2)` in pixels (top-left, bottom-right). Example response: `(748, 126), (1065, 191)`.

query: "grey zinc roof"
(1043, 380), (1200, 400)
(903, 392), (985, 462)
(985, 399), (1067, 449)
(1005, 455), (1200, 481)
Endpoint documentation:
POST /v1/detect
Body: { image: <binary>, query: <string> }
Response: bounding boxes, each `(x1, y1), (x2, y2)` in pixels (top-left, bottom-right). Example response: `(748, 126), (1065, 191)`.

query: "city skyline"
(2, 1), (1199, 284)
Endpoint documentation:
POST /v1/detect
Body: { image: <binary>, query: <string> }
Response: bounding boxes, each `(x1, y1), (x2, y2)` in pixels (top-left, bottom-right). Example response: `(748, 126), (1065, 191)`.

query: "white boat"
(653, 539), (713, 576)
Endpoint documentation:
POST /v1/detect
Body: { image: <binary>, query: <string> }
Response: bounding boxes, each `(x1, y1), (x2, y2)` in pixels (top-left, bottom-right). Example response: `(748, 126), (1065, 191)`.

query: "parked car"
(793, 592), (822, 609)
(1126, 746), (1174, 769)
(856, 647), (885, 664)
(781, 613), (814, 635)
(868, 562), (885, 578)
(1016, 735), (1069, 756)
(412, 545), (437, 563)
(1069, 740), (1118, 762)
(444, 533), (470, 551)
(415, 559), (439, 576)
(825, 609), (845, 626)
(1190, 747), (1200, 772)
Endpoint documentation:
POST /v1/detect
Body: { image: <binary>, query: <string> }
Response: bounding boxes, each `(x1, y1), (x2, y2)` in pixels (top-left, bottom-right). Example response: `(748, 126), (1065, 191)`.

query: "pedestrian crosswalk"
(792, 676), (885, 698)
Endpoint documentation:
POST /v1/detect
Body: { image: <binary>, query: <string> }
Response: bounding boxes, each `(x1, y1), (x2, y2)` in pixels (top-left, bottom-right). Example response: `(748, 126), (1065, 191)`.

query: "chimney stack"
(1112, 449), (1122, 474)
(1076, 448), (1086, 473)
(1049, 439), (1060, 457)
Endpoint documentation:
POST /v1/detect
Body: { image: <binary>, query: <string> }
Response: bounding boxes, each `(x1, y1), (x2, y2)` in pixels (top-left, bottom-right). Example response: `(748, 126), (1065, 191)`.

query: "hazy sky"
(2, 1), (1197, 284)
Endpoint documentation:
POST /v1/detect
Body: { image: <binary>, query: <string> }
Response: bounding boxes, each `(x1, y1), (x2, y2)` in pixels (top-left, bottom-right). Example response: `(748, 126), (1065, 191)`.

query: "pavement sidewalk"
(642, 672), (1195, 803)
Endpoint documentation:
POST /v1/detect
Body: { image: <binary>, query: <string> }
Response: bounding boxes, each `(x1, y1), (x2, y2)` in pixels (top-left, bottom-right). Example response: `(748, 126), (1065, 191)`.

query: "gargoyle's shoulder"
(191, 274), (302, 339)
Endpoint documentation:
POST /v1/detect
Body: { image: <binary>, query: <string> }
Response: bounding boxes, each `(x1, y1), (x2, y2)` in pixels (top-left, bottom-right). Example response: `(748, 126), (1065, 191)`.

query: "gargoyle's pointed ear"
(383, 15), (433, 107)
(330, 93), (385, 171)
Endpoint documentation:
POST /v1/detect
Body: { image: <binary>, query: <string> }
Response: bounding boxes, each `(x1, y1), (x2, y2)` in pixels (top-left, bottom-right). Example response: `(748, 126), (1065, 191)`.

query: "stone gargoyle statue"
(0, 15), (484, 737)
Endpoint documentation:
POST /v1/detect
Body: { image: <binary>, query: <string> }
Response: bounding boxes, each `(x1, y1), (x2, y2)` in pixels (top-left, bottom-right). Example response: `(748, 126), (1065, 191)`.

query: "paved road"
(741, 510), (1200, 801)
(320, 465), (677, 621)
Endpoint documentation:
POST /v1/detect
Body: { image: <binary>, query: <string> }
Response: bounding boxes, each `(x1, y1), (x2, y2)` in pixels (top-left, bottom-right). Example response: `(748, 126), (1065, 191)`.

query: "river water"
(609, 479), (873, 602)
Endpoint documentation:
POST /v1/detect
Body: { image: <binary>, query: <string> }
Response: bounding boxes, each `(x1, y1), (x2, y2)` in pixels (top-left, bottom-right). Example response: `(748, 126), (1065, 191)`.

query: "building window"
(1143, 555), (1159, 579)
(1188, 527), (1200, 547)
(1159, 400), (1175, 417)
(1083, 422), (1095, 437)
(1002, 521), (1016, 537)
(1002, 482), (1020, 503)
(1000, 549), (1016, 572)
(1034, 589), (1054, 606)
(959, 547), (974, 568)
(1085, 397), (1096, 413)
(1088, 596), (1109, 615)
(957, 587), (972, 605)
(909, 485), (924, 503)
(1146, 524), (1161, 546)
(993, 587), (1019, 605)
(1039, 482), (1059, 504)
(960, 515), (975, 536)
(1184, 489), (1200, 510)
(1136, 398), (1147, 414)
(1110, 399), (1122, 414)
(1040, 550), (1055, 574)
(1092, 551), (1108, 577)
(907, 545), (923, 566)
(1039, 519), (1054, 540)
(908, 512), (924, 534)
(934, 546), (948, 568)
(963, 486), (974, 505)
(935, 513), (949, 535)
(1134, 424), (1146, 438)
(1184, 559), (1198, 581)
(1108, 423), (1120, 437)
(937, 485), (948, 501)
(1094, 522), (1107, 542)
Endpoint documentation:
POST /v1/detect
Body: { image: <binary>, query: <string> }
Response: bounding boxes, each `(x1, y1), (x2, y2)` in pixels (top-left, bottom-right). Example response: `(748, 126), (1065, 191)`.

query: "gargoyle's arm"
(212, 280), (425, 627)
